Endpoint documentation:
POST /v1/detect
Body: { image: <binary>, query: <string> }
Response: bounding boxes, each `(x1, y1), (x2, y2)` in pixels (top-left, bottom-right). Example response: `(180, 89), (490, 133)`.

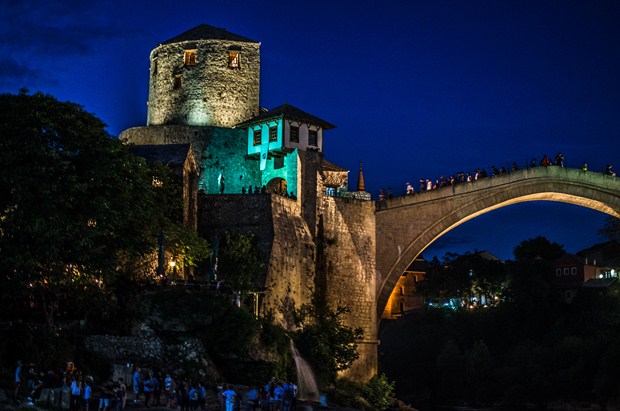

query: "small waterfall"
(290, 339), (320, 402)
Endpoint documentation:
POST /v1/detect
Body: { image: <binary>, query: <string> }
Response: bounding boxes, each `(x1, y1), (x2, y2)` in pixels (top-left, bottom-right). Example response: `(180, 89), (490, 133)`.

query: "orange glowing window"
(184, 50), (197, 66)
(228, 51), (240, 68)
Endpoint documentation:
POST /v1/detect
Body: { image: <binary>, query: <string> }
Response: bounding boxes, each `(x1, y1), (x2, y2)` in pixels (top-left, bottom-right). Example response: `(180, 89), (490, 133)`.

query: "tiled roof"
(322, 159), (348, 173)
(129, 144), (192, 170)
(162, 24), (258, 45)
(583, 278), (617, 288)
(236, 103), (336, 130)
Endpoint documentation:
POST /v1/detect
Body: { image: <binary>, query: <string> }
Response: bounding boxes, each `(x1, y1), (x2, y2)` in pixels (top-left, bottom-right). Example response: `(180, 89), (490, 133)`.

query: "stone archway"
(375, 167), (620, 319)
(266, 177), (287, 195)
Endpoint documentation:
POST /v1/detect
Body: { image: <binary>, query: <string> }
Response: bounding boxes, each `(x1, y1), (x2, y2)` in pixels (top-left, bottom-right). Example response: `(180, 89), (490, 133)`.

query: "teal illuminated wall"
(200, 127), (297, 197)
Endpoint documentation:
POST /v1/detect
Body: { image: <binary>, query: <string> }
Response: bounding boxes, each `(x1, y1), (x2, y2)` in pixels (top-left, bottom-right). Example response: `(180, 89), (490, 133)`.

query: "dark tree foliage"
(417, 252), (507, 303)
(217, 231), (265, 292)
(293, 295), (364, 386)
(513, 235), (565, 261)
(0, 91), (207, 331)
(599, 216), (620, 242)
(381, 237), (620, 410)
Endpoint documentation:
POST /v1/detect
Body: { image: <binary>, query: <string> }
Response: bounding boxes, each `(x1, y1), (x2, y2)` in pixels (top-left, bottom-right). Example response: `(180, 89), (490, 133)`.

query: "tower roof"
(235, 103), (336, 130)
(129, 144), (194, 178)
(161, 24), (259, 45)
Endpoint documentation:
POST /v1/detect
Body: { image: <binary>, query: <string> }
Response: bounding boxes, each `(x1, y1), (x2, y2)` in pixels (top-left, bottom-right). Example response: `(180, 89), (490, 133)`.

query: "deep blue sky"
(1, 0), (619, 261)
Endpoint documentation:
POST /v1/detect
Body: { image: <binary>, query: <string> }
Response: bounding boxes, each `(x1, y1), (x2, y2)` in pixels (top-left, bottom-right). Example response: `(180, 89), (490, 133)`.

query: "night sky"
(1, 0), (619, 261)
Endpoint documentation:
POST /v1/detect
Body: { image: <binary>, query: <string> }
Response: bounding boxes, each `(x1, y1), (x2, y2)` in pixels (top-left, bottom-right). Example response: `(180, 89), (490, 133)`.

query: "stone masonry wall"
(198, 194), (315, 327)
(147, 39), (260, 128)
(320, 196), (378, 381)
(120, 125), (261, 194)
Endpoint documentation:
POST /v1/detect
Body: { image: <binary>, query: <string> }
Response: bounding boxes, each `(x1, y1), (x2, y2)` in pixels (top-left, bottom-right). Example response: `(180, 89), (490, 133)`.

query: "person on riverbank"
(83, 377), (93, 411)
(115, 378), (127, 411)
(132, 367), (142, 405)
(70, 375), (82, 411)
(14, 360), (22, 403)
(222, 385), (236, 411)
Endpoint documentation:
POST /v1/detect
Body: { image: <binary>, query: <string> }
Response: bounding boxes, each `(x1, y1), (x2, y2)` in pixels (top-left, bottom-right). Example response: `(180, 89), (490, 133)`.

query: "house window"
(571, 267), (577, 275)
(308, 129), (318, 146)
(228, 51), (240, 68)
(253, 129), (261, 146)
(290, 126), (299, 143)
(555, 268), (562, 277)
(399, 302), (405, 313)
(564, 268), (569, 276)
(269, 126), (278, 142)
(173, 74), (182, 90)
(399, 286), (404, 295)
(184, 50), (197, 66)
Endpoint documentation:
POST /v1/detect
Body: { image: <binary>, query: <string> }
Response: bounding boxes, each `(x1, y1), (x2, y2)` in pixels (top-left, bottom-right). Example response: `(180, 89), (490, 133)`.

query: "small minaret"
(357, 161), (366, 192)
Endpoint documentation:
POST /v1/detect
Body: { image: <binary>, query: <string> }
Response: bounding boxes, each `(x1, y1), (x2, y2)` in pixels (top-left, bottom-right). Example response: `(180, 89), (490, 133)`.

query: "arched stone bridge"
(374, 166), (620, 318)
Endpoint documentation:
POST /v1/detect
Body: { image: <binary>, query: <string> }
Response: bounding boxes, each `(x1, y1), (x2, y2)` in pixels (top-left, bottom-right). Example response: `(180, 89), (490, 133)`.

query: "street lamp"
(169, 260), (177, 278)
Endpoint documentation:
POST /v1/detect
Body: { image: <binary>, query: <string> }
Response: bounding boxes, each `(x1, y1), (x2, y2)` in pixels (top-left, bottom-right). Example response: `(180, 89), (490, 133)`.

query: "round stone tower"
(147, 24), (260, 128)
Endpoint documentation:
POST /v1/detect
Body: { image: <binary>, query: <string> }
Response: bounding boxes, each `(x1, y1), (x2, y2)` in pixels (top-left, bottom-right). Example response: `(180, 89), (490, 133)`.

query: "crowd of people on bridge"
(376, 152), (616, 200)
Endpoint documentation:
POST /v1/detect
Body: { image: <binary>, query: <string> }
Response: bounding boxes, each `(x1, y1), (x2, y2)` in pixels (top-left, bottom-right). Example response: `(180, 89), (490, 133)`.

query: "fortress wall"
(198, 194), (315, 327)
(120, 125), (261, 194)
(320, 196), (378, 381)
(263, 195), (315, 328)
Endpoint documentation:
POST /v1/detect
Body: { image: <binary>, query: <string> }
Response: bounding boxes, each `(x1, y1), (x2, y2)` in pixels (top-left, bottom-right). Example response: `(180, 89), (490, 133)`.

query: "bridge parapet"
(378, 166), (620, 211)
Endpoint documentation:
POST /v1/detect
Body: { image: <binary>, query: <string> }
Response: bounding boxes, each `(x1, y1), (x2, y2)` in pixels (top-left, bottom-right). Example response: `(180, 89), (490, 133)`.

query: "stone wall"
(198, 194), (315, 327)
(120, 125), (261, 194)
(147, 39), (260, 128)
(320, 196), (378, 381)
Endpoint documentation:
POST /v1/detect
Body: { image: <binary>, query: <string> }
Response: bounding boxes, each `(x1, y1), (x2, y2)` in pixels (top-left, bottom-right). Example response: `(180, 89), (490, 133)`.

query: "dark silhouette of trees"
(0, 91), (207, 330)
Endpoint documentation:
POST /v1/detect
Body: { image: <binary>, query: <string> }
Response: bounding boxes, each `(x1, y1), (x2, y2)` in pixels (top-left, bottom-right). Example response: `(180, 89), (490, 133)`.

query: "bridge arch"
(375, 167), (620, 318)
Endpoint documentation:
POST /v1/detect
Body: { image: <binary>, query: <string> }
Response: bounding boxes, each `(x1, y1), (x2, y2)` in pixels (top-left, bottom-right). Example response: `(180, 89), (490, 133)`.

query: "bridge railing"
(373, 157), (616, 201)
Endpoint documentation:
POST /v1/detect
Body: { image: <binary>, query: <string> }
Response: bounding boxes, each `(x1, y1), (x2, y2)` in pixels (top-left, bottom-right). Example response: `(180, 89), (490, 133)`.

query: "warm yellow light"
(169, 260), (176, 268)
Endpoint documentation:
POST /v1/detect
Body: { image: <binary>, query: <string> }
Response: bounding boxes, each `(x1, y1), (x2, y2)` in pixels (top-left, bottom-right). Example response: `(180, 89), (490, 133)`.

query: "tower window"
(253, 129), (261, 146)
(269, 126), (278, 142)
(290, 126), (299, 143)
(228, 51), (240, 68)
(308, 129), (318, 146)
(184, 50), (197, 66)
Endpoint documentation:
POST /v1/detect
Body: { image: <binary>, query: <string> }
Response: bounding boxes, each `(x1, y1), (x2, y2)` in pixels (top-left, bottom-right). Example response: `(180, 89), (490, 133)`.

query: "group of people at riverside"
(13, 360), (300, 411)
(378, 153), (617, 200)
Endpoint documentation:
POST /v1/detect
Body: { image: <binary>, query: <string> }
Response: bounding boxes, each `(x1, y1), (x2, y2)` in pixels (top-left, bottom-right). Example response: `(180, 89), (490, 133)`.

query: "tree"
(0, 91), (207, 329)
(599, 216), (620, 242)
(293, 295), (364, 385)
(513, 236), (565, 261)
(217, 231), (265, 292)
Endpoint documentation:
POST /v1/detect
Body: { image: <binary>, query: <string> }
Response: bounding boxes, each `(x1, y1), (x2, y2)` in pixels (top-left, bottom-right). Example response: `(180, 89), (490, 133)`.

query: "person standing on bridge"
(406, 182), (414, 195)
(555, 153), (565, 167)
(604, 164), (616, 176)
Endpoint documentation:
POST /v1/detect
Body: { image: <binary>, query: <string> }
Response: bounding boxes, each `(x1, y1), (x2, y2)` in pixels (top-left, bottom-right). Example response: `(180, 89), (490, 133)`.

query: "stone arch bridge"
(374, 166), (620, 321)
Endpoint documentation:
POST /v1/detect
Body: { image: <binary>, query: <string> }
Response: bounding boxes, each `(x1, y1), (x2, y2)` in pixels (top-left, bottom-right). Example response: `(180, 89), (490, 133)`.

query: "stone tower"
(147, 24), (260, 128)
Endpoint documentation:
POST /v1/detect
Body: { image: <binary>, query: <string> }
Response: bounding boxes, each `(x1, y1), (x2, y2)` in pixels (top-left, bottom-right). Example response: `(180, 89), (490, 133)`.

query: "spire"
(357, 161), (366, 192)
